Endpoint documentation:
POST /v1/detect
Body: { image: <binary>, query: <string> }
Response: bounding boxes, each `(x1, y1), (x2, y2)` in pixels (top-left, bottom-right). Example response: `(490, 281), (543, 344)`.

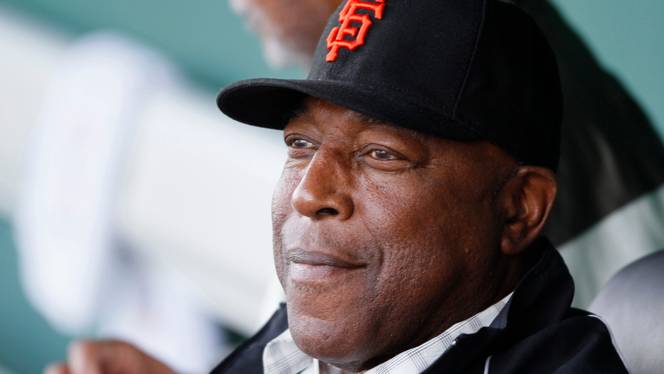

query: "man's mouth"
(286, 249), (366, 282)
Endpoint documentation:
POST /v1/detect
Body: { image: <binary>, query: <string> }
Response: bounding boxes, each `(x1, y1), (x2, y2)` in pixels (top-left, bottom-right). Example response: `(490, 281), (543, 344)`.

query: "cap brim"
(217, 78), (482, 140)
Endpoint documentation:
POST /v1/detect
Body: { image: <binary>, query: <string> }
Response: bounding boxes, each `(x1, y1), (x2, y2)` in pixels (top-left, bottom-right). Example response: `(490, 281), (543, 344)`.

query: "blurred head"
(270, 98), (557, 371)
(229, 0), (341, 67)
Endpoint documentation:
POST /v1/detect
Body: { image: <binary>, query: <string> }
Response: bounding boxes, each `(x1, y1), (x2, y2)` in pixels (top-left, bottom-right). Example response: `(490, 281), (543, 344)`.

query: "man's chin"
(287, 309), (375, 371)
(284, 275), (366, 320)
(282, 271), (387, 368)
(285, 285), (350, 321)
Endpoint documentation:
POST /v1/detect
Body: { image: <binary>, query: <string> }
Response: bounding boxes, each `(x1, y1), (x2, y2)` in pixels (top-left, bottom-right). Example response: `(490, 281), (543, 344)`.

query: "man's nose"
(291, 152), (354, 221)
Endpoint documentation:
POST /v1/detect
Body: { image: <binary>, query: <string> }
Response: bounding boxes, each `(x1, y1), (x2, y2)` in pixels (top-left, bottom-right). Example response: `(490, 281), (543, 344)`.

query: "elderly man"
(211, 0), (627, 372)
(49, 0), (628, 373)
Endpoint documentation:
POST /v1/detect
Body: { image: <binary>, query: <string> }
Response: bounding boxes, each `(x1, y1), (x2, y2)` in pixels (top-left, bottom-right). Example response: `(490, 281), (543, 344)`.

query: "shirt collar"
(263, 293), (513, 374)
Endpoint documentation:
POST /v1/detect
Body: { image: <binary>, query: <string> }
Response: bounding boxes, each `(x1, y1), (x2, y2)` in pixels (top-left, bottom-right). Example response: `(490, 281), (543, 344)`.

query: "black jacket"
(212, 238), (628, 373)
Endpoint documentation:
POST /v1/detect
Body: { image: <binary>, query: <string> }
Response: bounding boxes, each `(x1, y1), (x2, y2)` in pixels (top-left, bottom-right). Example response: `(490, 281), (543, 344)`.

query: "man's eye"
(368, 149), (399, 161)
(290, 139), (314, 149)
(285, 136), (317, 160)
(359, 145), (412, 171)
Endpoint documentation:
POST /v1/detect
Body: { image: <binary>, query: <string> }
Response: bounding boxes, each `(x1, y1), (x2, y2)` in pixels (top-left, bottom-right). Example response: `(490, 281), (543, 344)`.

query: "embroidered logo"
(325, 0), (386, 62)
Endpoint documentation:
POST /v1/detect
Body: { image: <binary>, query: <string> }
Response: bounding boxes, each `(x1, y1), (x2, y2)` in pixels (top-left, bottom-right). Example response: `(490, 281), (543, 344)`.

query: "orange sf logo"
(326, 0), (386, 62)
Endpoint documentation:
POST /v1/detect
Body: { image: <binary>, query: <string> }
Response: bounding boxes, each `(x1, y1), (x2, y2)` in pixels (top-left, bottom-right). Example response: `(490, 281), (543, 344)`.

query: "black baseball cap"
(217, 0), (563, 171)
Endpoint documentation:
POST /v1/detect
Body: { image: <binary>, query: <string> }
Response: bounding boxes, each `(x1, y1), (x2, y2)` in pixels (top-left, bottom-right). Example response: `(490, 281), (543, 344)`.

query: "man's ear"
(497, 166), (557, 256)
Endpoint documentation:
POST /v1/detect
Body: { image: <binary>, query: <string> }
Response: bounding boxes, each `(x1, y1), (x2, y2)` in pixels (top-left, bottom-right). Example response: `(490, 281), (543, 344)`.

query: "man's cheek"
(273, 254), (287, 288)
(271, 171), (300, 219)
(271, 173), (299, 285)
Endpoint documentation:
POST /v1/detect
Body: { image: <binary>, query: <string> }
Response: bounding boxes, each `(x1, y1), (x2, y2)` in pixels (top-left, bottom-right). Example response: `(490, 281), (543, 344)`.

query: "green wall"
(553, 0), (664, 137)
(0, 0), (302, 89)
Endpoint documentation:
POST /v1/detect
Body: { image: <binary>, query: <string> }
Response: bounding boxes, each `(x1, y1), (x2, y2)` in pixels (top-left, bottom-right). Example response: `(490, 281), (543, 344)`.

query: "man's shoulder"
(487, 308), (628, 373)
(424, 236), (629, 374)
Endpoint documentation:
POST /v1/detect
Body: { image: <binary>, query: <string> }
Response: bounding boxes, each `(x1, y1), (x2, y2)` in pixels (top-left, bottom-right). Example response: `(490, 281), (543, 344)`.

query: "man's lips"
(286, 249), (366, 282)
(287, 249), (365, 268)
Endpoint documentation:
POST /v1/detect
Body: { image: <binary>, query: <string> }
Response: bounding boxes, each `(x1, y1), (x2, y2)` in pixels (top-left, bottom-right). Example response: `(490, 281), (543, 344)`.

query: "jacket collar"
(423, 236), (574, 372)
(493, 236), (574, 335)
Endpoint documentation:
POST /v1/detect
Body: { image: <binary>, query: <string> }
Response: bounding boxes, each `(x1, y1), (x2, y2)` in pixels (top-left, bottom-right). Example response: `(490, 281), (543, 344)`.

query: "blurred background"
(0, 0), (662, 373)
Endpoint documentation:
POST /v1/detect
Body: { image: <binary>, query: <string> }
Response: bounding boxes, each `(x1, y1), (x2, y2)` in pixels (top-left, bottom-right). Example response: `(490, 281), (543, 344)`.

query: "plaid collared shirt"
(262, 293), (512, 374)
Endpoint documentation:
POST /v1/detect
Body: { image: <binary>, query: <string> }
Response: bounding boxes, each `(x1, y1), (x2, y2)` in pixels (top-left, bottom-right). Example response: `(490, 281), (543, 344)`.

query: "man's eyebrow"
(288, 104), (386, 125)
(352, 111), (387, 125)
(289, 106), (309, 122)
(352, 111), (429, 142)
(289, 105), (424, 141)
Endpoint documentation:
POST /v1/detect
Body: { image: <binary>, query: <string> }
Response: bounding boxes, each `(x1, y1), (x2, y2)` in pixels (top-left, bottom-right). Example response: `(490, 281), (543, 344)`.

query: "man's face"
(272, 99), (516, 370)
(229, 0), (340, 67)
